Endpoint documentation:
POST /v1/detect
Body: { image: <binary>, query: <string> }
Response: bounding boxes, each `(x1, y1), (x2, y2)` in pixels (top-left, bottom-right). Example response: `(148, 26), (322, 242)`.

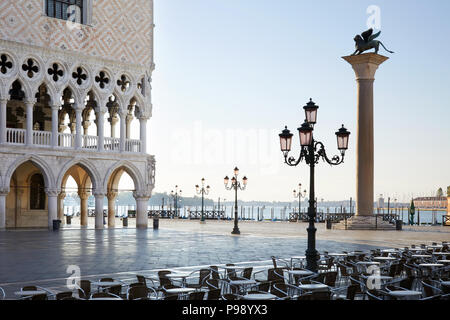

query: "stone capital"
(78, 191), (90, 201)
(342, 53), (389, 80)
(45, 188), (60, 197)
(107, 191), (118, 200)
(133, 191), (150, 201)
(25, 99), (36, 107)
(92, 190), (106, 198)
(0, 187), (10, 196)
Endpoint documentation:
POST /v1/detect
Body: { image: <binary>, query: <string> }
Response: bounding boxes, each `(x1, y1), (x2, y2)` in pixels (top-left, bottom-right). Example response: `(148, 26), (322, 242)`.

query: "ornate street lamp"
(224, 167), (247, 235)
(279, 98), (350, 272)
(170, 186), (182, 218)
(293, 183), (307, 219)
(196, 178), (210, 223)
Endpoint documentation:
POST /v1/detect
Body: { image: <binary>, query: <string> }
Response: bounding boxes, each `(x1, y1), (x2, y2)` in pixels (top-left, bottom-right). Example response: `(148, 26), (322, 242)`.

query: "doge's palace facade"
(0, 0), (155, 229)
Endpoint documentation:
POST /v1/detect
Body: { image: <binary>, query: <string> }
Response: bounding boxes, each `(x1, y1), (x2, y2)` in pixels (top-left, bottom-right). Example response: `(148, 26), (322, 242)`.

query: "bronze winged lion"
(351, 29), (394, 55)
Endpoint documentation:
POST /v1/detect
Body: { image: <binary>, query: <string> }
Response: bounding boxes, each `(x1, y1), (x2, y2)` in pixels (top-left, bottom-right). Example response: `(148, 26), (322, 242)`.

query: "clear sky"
(138, 0), (450, 203)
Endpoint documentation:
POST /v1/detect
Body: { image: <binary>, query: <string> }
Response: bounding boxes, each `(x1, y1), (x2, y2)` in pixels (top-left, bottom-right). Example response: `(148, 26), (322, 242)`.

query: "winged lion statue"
(351, 29), (394, 55)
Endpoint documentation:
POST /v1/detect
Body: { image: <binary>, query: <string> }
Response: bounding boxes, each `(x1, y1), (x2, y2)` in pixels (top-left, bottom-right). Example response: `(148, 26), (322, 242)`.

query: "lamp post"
(170, 186), (182, 218)
(224, 167), (248, 235)
(196, 178), (210, 223)
(293, 184), (307, 220)
(279, 98), (350, 272)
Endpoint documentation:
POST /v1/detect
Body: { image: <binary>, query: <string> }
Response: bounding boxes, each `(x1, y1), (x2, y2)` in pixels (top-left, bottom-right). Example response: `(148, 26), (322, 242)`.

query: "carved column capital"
(0, 187), (10, 196)
(45, 188), (60, 197)
(133, 191), (151, 201)
(78, 191), (90, 201)
(107, 191), (118, 201)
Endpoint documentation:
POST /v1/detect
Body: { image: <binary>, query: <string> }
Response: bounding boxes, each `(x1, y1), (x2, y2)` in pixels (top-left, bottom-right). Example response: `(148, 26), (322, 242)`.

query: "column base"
(200, 220), (206, 224)
(332, 216), (397, 230)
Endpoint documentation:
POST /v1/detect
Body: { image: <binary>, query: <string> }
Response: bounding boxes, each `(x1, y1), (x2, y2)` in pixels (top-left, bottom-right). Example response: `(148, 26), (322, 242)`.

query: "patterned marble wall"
(0, 0), (153, 67)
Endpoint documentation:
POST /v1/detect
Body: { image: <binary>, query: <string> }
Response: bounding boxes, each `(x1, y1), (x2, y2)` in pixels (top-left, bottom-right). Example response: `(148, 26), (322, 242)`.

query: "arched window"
(30, 173), (46, 210)
(45, 0), (88, 24)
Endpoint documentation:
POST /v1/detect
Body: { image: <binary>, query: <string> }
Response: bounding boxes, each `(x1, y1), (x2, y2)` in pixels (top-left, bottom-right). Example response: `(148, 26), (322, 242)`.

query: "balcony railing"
(82, 135), (98, 150)
(59, 133), (75, 148)
(2, 130), (142, 154)
(6, 128), (25, 145)
(125, 139), (141, 153)
(104, 137), (120, 151)
(33, 131), (52, 146)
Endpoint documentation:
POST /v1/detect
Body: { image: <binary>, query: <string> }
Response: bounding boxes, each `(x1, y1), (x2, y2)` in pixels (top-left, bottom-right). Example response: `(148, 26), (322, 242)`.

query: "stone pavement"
(1, 217), (449, 298)
(0, 227), (378, 297)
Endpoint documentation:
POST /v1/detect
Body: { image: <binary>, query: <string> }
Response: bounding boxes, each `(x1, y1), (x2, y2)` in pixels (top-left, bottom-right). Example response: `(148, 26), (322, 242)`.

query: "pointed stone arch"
(103, 160), (145, 193)
(4, 155), (55, 190)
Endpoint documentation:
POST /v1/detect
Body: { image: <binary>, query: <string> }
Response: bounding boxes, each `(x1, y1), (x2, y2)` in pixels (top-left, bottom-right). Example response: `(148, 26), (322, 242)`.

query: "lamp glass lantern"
(303, 99), (319, 125)
(335, 125), (350, 151)
(298, 121), (313, 147)
(279, 126), (293, 152)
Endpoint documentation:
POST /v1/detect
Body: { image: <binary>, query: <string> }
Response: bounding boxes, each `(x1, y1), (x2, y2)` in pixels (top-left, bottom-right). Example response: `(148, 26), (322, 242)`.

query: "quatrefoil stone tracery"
(95, 71), (110, 89)
(48, 63), (64, 82)
(0, 54), (13, 74)
(117, 74), (130, 92)
(72, 67), (87, 86)
(22, 58), (39, 78)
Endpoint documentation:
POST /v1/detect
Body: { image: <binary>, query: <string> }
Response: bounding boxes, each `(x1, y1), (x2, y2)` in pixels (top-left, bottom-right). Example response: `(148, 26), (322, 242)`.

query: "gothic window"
(46, 0), (85, 24)
(30, 174), (46, 210)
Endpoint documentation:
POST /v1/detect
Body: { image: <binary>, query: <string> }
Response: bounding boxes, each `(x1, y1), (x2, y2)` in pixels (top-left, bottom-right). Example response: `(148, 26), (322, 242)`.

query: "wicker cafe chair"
(209, 266), (221, 280)
(332, 284), (359, 300)
(272, 282), (302, 299)
(207, 289), (221, 300)
(0, 287), (5, 300)
(55, 291), (73, 300)
(78, 280), (91, 299)
(90, 292), (121, 299)
(187, 268), (212, 290)
(221, 293), (238, 300)
(189, 291), (206, 300)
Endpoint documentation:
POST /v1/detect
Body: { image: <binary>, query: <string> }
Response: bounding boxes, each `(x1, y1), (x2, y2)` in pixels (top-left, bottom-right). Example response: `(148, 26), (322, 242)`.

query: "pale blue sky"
(144, 0), (450, 202)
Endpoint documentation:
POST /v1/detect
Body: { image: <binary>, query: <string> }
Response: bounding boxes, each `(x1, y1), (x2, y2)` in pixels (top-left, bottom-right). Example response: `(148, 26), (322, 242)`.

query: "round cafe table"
(297, 284), (329, 292)
(437, 260), (450, 264)
(418, 263), (444, 268)
(166, 273), (191, 286)
(388, 290), (422, 300)
(242, 293), (277, 300)
(89, 297), (123, 300)
(287, 270), (314, 284)
(165, 287), (195, 300)
(441, 281), (450, 287)
(91, 281), (123, 287)
(411, 255), (432, 258)
(15, 290), (47, 297)
(356, 261), (380, 265)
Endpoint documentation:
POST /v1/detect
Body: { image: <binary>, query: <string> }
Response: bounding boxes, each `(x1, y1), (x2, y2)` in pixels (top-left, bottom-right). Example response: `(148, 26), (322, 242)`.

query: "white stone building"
(0, 0), (155, 229)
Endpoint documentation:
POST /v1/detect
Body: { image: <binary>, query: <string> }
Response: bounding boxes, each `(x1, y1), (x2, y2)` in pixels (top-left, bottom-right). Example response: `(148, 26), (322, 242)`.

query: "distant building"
(377, 195), (384, 208)
(413, 197), (447, 209)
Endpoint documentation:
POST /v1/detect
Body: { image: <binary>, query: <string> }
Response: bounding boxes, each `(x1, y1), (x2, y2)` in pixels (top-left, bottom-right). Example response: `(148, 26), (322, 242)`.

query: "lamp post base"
(200, 220), (206, 224)
(231, 227), (240, 235)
